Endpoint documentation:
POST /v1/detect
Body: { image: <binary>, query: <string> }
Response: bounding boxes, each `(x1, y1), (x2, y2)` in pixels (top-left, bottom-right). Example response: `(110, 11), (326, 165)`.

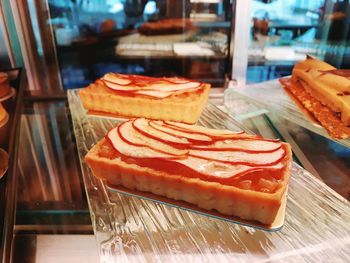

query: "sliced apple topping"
(135, 90), (175, 98)
(145, 81), (201, 91)
(164, 77), (191, 84)
(99, 73), (204, 98)
(189, 147), (285, 166)
(105, 118), (288, 188)
(176, 156), (284, 181)
(119, 121), (188, 156)
(132, 118), (190, 148)
(164, 121), (241, 137)
(103, 73), (132, 85)
(103, 80), (140, 91)
(150, 120), (213, 143)
(106, 126), (180, 160)
(191, 139), (282, 153)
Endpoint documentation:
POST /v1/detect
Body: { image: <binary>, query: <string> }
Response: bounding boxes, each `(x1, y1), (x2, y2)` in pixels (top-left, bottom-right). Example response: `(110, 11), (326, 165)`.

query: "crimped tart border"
(79, 84), (210, 124)
(85, 139), (292, 225)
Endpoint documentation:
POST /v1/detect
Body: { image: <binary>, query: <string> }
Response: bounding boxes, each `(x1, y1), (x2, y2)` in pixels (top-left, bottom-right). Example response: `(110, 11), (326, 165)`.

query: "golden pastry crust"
(86, 139), (292, 225)
(79, 80), (210, 124)
(286, 79), (350, 139)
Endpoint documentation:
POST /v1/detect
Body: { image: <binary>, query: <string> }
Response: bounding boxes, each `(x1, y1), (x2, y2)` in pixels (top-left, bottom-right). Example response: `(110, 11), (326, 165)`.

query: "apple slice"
(163, 121), (244, 139)
(146, 81), (202, 92)
(135, 90), (175, 98)
(135, 87), (201, 98)
(164, 77), (191, 84)
(130, 74), (157, 82)
(106, 126), (180, 160)
(103, 73), (132, 86)
(163, 122), (280, 142)
(150, 120), (213, 144)
(119, 121), (188, 156)
(103, 80), (140, 91)
(176, 156), (284, 182)
(191, 139), (282, 153)
(132, 118), (190, 148)
(189, 147), (286, 166)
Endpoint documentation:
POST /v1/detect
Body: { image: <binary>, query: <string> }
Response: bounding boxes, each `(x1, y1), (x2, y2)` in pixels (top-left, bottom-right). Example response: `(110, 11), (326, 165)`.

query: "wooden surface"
(68, 90), (350, 263)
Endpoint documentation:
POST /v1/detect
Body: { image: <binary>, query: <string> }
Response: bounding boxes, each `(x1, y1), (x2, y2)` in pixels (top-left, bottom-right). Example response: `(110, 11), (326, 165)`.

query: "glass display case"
(247, 0), (350, 83)
(23, 0), (232, 89)
(0, 0), (349, 262)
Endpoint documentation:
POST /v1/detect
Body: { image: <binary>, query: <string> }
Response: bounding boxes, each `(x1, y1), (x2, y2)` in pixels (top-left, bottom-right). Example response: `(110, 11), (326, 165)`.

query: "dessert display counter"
(66, 90), (350, 262)
(0, 87), (348, 262)
(1, 2), (350, 261)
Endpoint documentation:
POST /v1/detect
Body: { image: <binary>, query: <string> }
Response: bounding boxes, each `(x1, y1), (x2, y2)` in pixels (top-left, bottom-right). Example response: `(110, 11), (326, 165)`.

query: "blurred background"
(2, 0), (349, 91)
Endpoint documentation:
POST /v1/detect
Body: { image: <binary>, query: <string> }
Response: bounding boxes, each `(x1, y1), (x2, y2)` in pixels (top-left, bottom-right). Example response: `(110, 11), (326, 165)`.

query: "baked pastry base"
(79, 84), (210, 124)
(86, 139), (292, 225)
(283, 87), (319, 124)
(106, 183), (288, 230)
(285, 80), (350, 139)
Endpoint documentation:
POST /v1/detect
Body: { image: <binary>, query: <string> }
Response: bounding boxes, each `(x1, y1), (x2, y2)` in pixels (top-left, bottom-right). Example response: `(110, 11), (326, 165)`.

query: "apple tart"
(79, 73), (210, 124)
(85, 118), (292, 225)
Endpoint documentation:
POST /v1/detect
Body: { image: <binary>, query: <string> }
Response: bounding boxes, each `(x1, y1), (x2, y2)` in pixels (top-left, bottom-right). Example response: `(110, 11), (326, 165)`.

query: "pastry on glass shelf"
(0, 72), (11, 98)
(138, 18), (192, 36)
(280, 57), (350, 139)
(79, 73), (210, 124)
(85, 118), (292, 225)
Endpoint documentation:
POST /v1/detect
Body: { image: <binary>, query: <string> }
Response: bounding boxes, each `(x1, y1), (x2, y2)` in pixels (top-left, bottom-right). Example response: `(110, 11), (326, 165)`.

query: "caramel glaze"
(101, 73), (204, 98)
(319, 69), (350, 79)
(99, 139), (287, 193)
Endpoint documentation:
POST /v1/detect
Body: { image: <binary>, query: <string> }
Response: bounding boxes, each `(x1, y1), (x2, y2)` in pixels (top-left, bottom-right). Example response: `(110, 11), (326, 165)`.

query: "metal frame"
(8, 0), (62, 91)
(0, 2), (14, 68)
(231, 0), (252, 86)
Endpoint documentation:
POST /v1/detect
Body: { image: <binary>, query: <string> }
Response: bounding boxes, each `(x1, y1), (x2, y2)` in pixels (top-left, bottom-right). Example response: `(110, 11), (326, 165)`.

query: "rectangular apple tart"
(79, 73), (210, 124)
(85, 118), (292, 225)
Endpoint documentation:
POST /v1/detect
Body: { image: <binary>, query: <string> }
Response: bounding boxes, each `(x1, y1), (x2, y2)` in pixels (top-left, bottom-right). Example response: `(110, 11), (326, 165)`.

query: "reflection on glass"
(16, 101), (89, 227)
(42, 0), (232, 89)
(248, 0), (350, 83)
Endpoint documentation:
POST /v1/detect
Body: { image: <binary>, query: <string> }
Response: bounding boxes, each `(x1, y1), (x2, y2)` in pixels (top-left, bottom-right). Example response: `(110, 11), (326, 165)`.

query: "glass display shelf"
(224, 80), (350, 148)
(11, 98), (94, 263)
(68, 90), (350, 262)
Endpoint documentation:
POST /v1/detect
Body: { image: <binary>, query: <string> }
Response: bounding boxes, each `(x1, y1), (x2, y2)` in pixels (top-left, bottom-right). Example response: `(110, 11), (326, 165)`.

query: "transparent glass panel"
(16, 100), (90, 228)
(248, 0), (350, 83)
(40, 0), (232, 89)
